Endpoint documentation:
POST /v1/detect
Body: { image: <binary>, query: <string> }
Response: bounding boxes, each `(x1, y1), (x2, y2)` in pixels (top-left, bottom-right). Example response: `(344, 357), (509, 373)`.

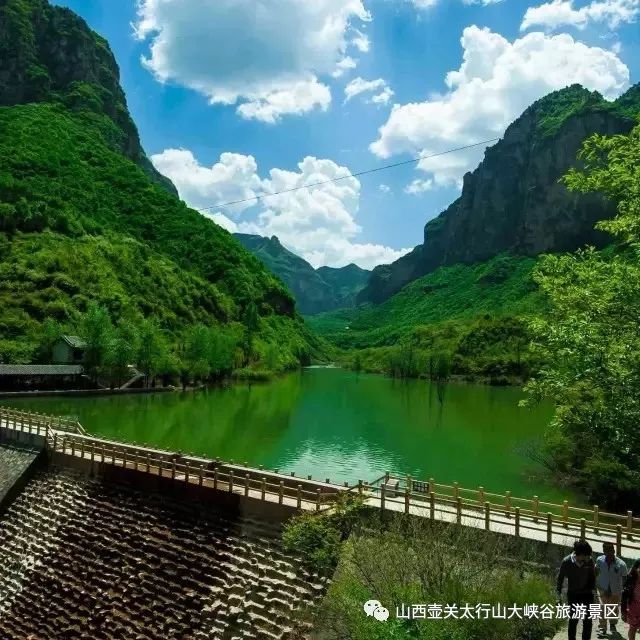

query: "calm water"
(1, 368), (570, 501)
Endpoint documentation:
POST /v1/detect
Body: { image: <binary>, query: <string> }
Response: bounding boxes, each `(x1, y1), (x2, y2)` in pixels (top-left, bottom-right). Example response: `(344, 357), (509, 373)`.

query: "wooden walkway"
(1, 407), (639, 558)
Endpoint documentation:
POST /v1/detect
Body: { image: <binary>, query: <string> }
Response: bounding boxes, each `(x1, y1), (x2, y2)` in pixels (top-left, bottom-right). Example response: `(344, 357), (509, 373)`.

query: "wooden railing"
(0, 406), (85, 435)
(367, 473), (639, 556)
(2, 407), (639, 554)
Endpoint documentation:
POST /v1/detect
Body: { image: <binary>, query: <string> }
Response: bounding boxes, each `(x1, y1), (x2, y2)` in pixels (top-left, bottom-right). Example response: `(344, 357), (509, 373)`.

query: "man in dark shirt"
(557, 540), (596, 640)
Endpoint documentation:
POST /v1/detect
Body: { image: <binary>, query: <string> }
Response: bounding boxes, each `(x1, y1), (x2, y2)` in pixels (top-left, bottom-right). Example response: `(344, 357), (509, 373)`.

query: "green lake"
(1, 367), (572, 502)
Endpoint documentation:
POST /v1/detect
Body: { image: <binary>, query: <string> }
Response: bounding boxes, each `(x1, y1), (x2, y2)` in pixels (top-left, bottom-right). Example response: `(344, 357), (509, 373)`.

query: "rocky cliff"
(0, 0), (176, 194)
(359, 84), (640, 305)
(235, 234), (370, 314)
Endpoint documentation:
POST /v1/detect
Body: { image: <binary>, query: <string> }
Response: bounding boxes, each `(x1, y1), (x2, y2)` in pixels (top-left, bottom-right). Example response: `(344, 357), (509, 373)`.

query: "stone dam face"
(0, 445), (39, 506)
(0, 465), (325, 639)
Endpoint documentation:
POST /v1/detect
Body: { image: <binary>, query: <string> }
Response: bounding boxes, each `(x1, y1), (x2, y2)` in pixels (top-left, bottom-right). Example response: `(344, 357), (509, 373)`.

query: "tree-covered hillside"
(0, 0), (324, 374)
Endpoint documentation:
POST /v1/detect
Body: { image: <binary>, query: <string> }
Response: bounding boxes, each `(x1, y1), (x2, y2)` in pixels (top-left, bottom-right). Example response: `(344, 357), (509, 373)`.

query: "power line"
(197, 137), (500, 212)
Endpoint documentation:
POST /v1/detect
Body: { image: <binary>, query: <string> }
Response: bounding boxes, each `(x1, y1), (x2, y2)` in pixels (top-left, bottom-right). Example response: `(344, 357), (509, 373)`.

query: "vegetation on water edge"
(285, 508), (561, 640)
(308, 255), (545, 384)
(523, 122), (640, 511)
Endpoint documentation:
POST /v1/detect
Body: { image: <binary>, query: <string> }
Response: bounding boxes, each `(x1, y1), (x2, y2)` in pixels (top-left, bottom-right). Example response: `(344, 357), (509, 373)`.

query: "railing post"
(229, 470), (234, 493)
(134, 450), (139, 472)
(429, 492), (435, 520)
(456, 497), (462, 525)
(428, 477), (435, 494)
(261, 477), (266, 501)
(533, 496), (540, 523)
(101, 445), (105, 464)
(146, 454), (150, 473)
(515, 507), (520, 537)
(381, 484), (386, 511)
(485, 502), (490, 531)
(278, 480), (284, 505)
(616, 525), (623, 556)
(80, 440), (85, 460)
(563, 500), (569, 529)
(594, 505), (600, 533)
(245, 474), (250, 497)
(171, 461), (176, 480)
(316, 489), (321, 512)
(453, 482), (459, 500)
(53, 433), (58, 454)
(478, 486), (485, 504)
(505, 491), (512, 519)
(158, 458), (163, 477)
(297, 485), (302, 510)
(185, 462), (190, 483)
(627, 511), (633, 539)
(90, 441), (95, 464)
(213, 468), (218, 490)
(123, 448), (127, 469)
(547, 512), (553, 543)
(385, 471), (390, 483)
(358, 479), (363, 496)
(580, 518), (586, 540)
(199, 465), (204, 487)
(405, 488), (410, 514)
(71, 439), (76, 457)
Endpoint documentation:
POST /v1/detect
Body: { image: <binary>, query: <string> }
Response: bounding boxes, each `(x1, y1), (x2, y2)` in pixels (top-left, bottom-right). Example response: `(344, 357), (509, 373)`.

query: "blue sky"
(54, 0), (639, 269)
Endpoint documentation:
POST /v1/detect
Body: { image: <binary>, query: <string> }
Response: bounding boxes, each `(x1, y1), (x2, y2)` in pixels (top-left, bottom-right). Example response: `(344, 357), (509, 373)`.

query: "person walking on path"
(596, 541), (628, 637)
(622, 560), (640, 640)
(557, 540), (597, 640)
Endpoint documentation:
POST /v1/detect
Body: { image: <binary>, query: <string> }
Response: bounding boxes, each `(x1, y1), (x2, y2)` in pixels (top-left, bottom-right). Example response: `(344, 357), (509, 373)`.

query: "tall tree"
(105, 319), (138, 388)
(136, 319), (168, 387)
(524, 123), (640, 509)
(80, 303), (113, 383)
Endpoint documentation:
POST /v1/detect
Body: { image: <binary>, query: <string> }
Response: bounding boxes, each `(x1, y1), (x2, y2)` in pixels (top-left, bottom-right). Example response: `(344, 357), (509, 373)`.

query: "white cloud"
(379, 183), (392, 193)
(371, 86), (395, 105)
(351, 29), (371, 52)
(371, 26), (629, 187)
(521, 0), (640, 31)
(345, 77), (394, 104)
(236, 79), (331, 124)
(134, 0), (370, 123)
(409, 0), (503, 7)
(405, 178), (434, 194)
(151, 150), (409, 269)
(332, 56), (358, 78)
(150, 149), (265, 215)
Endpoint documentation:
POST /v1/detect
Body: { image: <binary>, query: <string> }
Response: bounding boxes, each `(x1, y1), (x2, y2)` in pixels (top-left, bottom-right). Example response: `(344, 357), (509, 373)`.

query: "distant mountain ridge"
(358, 83), (640, 305)
(234, 234), (370, 314)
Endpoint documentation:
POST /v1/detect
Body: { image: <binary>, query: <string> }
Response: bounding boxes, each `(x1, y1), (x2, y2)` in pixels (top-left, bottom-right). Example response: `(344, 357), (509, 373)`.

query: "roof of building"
(59, 335), (87, 349)
(0, 365), (83, 376)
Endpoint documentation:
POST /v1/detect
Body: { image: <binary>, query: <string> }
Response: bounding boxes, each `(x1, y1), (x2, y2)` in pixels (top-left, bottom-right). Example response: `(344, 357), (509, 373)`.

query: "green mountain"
(316, 263), (370, 309)
(358, 84), (640, 305)
(234, 234), (369, 314)
(0, 0), (321, 367)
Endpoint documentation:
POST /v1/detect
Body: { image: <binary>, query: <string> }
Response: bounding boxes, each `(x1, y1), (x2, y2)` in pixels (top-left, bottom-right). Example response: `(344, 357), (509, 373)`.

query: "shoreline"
(0, 386), (176, 399)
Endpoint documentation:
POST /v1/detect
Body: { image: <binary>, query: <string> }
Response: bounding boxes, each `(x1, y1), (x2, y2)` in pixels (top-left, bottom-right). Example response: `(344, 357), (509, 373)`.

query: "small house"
(52, 336), (87, 365)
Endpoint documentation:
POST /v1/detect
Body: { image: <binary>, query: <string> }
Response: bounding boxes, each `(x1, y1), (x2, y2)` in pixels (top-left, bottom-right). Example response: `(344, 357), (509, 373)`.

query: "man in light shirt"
(595, 541), (628, 637)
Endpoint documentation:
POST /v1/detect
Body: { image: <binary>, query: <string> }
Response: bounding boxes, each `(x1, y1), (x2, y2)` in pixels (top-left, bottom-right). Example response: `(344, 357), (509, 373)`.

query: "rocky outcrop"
(235, 234), (370, 314)
(0, 0), (176, 194)
(358, 84), (640, 305)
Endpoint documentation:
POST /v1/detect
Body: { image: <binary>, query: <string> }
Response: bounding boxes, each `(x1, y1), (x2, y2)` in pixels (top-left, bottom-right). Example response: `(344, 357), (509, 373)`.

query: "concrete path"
(553, 620), (630, 639)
